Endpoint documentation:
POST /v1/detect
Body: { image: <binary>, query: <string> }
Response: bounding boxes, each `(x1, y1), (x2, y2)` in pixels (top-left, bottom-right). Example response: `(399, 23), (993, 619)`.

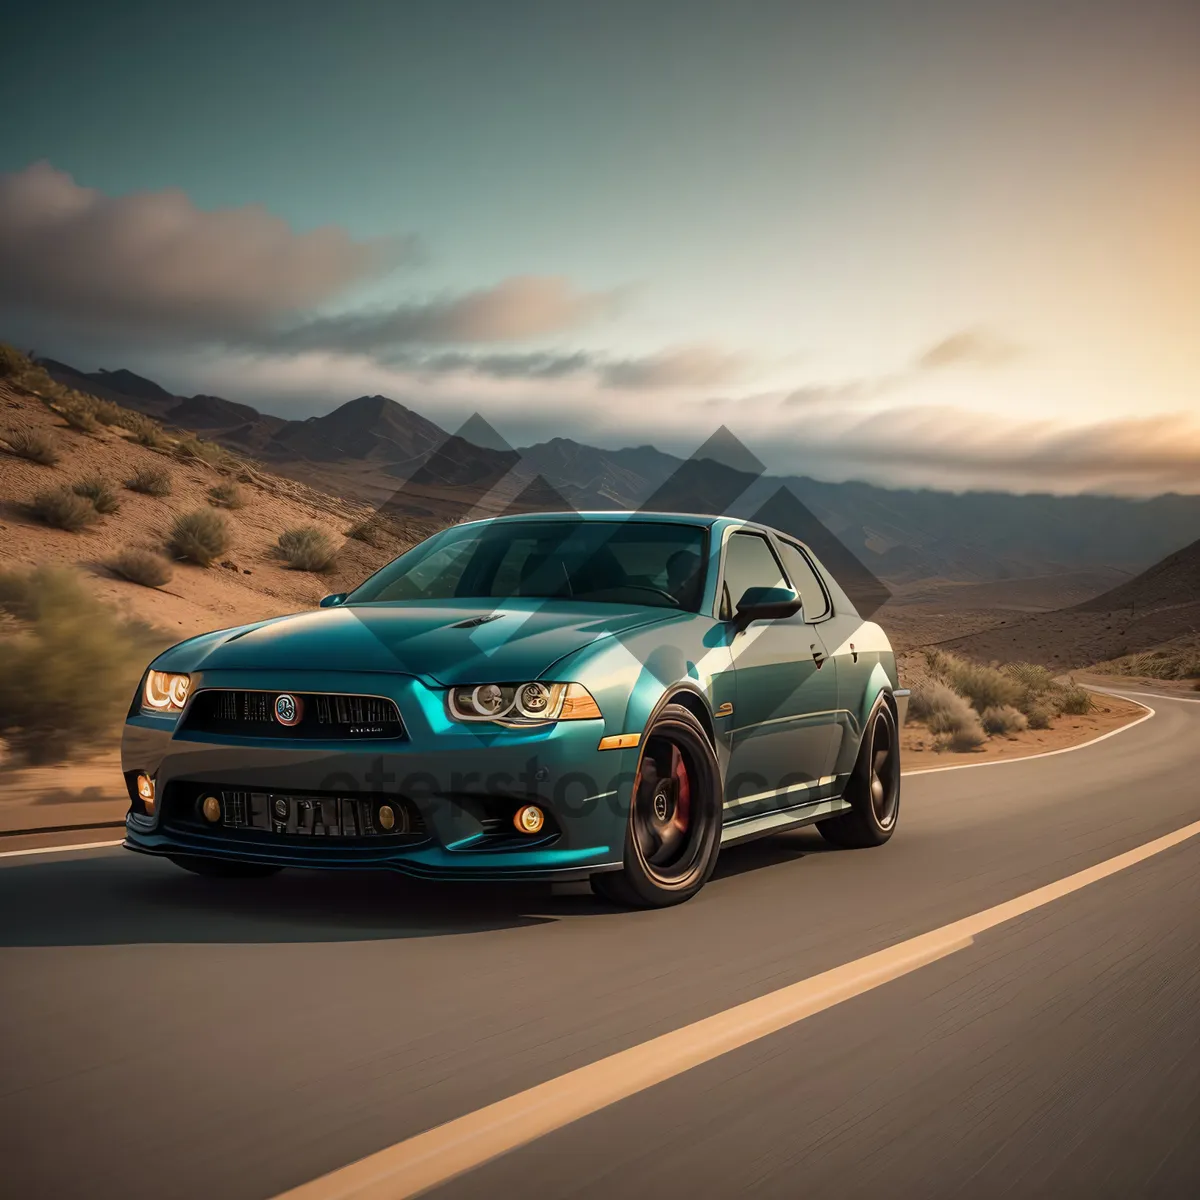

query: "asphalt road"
(2, 687), (1198, 1199)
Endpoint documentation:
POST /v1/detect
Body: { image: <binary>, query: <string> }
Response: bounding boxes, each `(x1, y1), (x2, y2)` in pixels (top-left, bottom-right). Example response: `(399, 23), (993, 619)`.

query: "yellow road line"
(276, 816), (1200, 1200)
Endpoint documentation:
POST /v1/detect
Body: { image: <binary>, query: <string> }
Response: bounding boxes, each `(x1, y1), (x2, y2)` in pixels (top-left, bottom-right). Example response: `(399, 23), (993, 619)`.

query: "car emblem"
(274, 693), (303, 726)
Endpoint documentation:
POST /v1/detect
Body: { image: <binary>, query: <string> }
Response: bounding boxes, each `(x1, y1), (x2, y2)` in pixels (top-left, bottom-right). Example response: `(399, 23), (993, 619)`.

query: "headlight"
(448, 682), (601, 723)
(142, 670), (191, 715)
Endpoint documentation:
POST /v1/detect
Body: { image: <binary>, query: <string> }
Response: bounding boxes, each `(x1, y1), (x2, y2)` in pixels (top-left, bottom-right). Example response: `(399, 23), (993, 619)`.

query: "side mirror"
(319, 592), (348, 608)
(733, 586), (801, 632)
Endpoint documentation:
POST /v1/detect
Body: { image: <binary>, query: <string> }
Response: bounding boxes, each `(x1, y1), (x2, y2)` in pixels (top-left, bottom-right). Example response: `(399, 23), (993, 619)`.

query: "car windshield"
(347, 519), (709, 610)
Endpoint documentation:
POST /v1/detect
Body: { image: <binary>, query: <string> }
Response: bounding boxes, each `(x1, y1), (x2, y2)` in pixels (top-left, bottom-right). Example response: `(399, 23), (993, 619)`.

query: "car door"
(722, 530), (840, 819)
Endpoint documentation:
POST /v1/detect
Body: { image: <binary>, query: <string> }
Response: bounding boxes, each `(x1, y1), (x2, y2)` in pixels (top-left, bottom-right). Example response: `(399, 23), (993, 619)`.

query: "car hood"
(160, 598), (681, 685)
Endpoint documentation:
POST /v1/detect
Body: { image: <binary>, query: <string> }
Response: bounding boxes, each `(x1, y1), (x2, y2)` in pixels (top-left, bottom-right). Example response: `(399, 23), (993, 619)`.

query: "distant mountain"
(268, 394), (445, 465)
(941, 536), (1200, 668)
(36, 355), (1200, 587)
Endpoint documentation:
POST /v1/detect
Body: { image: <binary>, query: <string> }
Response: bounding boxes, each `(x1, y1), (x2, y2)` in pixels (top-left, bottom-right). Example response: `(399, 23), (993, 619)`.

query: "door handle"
(810, 643), (826, 668)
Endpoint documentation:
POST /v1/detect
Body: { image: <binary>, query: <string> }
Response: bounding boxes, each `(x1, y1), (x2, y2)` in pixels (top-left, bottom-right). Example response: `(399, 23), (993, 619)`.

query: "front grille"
(166, 783), (425, 842)
(180, 690), (404, 740)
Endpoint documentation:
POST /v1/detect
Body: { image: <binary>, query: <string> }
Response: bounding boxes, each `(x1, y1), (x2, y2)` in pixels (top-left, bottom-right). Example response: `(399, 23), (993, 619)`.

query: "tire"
(817, 696), (900, 849)
(168, 854), (283, 879)
(591, 703), (722, 908)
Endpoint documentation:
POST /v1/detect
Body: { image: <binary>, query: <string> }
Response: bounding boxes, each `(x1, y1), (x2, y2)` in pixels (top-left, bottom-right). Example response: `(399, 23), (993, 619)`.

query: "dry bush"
(1057, 684), (1093, 715)
(0, 342), (28, 377)
(980, 704), (1028, 735)
(1098, 647), (1200, 681)
(72, 475), (121, 514)
(126, 464), (173, 496)
(909, 679), (986, 750)
(90, 399), (126, 426)
(30, 487), (99, 532)
(1025, 701), (1055, 730)
(207, 481), (245, 509)
(937, 723), (987, 752)
(0, 565), (165, 764)
(128, 417), (168, 448)
(59, 399), (99, 433)
(175, 435), (233, 468)
(925, 649), (1021, 713)
(278, 525), (336, 572)
(4, 426), (59, 465)
(110, 548), (173, 588)
(167, 508), (231, 566)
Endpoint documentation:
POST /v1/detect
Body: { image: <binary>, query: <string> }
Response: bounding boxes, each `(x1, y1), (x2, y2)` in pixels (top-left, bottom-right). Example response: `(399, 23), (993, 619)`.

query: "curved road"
(2, 687), (1199, 1199)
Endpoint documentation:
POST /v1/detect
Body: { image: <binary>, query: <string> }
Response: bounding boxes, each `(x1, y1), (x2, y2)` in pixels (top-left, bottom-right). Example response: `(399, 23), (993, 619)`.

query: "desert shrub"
(0, 565), (165, 765)
(125, 464), (173, 496)
(72, 475), (121, 514)
(59, 398), (99, 433)
(4, 426), (59, 465)
(980, 704), (1028, 735)
(0, 342), (29, 377)
(30, 487), (99, 532)
(938, 723), (987, 752)
(167, 508), (231, 566)
(925, 649), (1021, 713)
(1025, 701), (1055, 730)
(90, 399), (125, 426)
(110, 548), (173, 588)
(278, 525), (336, 572)
(128, 416), (168, 448)
(909, 679), (985, 744)
(207, 481), (245, 509)
(175, 435), (232, 468)
(1057, 684), (1093, 715)
(1099, 647), (1200, 681)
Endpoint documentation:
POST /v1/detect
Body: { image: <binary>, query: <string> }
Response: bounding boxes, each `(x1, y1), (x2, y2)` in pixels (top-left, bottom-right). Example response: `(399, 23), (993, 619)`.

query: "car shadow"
(0, 828), (835, 947)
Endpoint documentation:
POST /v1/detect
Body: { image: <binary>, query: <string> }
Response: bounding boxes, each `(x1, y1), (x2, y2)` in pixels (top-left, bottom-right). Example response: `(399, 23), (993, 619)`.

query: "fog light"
(201, 794), (221, 823)
(136, 774), (156, 815)
(513, 804), (545, 834)
(378, 804), (396, 831)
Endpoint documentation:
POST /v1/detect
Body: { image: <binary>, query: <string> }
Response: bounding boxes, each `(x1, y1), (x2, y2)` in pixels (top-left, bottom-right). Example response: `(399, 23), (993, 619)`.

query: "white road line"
(902, 693), (1155, 776)
(1088, 687), (1200, 704)
(274, 816), (1200, 1200)
(0, 839), (124, 860)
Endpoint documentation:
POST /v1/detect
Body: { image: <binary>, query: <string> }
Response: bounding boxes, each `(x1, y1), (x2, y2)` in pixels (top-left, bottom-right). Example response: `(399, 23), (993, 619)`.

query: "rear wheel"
(168, 855), (283, 879)
(591, 703), (721, 908)
(817, 697), (900, 849)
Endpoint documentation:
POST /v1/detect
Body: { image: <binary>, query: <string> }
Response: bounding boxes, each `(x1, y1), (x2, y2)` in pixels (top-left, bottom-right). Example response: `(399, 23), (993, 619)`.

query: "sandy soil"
(901, 692), (1147, 772)
(1, 384), (403, 638)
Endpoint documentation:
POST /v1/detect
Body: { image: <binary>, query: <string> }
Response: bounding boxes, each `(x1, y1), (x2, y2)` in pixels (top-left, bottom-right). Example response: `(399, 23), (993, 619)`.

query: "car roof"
(453, 509), (798, 542)
(457, 510), (740, 531)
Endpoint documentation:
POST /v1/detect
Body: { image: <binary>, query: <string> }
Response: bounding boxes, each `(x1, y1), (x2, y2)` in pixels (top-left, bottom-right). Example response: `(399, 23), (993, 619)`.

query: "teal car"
(122, 511), (908, 907)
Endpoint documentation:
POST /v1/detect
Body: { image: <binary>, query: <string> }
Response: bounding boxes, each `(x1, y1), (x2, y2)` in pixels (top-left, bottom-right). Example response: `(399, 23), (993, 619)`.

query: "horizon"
(2, 0), (1198, 496)
(32, 351), (1200, 505)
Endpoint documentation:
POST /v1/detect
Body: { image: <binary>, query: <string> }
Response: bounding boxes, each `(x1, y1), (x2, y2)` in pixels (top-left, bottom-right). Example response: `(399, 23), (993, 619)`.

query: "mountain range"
(39, 358), (1200, 587)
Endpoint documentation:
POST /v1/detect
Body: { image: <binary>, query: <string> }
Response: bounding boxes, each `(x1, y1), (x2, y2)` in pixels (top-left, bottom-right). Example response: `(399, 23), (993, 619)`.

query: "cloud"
(917, 329), (1022, 370)
(600, 344), (745, 389)
(0, 161), (409, 340)
(773, 406), (1200, 494)
(272, 276), (615, 352)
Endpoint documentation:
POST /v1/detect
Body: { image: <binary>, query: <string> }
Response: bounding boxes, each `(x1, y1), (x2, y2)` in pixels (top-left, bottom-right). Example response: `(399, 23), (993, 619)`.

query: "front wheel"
(591, 703), (722, 908)
(817, 697), (900, 849)
(168, 854), (283, 879)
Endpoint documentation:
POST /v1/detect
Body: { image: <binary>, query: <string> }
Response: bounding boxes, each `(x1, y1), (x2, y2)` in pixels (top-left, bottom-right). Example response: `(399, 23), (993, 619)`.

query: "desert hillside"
(938, 536), (1200, 671)
(0, 382), (431, 639)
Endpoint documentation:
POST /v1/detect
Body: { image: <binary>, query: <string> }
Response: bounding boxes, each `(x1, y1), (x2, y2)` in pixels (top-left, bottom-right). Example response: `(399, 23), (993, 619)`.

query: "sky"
(1, 0), (1197, 494)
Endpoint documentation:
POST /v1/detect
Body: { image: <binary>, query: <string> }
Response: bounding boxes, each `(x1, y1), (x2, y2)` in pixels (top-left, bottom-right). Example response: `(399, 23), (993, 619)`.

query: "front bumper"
(122, 669), (635, 881)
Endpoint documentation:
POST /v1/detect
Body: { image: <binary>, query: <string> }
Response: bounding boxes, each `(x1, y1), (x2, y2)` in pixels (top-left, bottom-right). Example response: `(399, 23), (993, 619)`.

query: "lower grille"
(180, 690), (404, 740)
(169, 784), (425, 841)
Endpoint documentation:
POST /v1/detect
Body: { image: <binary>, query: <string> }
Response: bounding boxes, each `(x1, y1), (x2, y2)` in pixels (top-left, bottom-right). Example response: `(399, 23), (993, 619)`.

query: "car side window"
(719, 533), (788, 619)
(778, 541), (831, 621)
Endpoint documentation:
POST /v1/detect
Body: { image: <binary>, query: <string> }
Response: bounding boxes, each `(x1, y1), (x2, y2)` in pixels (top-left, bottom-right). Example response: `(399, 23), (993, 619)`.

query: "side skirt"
(719, 794), (852, 848)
